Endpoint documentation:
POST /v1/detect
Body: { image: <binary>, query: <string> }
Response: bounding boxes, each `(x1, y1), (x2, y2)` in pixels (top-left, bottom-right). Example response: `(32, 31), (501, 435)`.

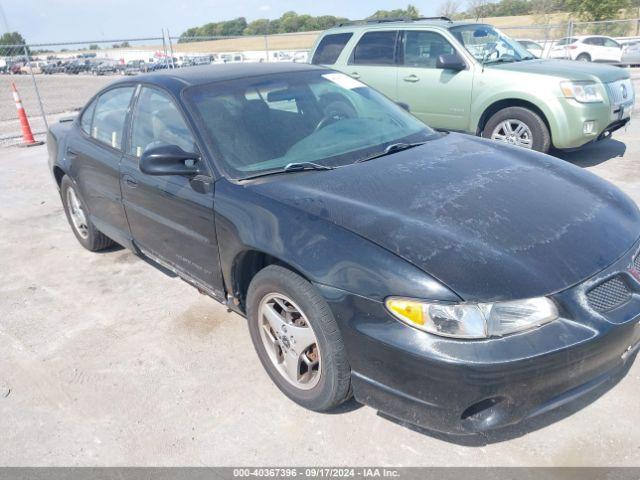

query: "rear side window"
(91, 87), (135, 149)
(312, 33), (353, 65)
(80, 99), (96, 135)
(351, 31), (398, 65)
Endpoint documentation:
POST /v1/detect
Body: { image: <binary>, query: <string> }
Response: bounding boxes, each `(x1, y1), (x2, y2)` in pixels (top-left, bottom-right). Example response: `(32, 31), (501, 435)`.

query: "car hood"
(249, 133), (640, 301)
(491, 59), (628, 83)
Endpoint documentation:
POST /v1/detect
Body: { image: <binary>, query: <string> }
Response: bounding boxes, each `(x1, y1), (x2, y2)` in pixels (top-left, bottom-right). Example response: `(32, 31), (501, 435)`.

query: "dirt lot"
(1, 119), (640, 466)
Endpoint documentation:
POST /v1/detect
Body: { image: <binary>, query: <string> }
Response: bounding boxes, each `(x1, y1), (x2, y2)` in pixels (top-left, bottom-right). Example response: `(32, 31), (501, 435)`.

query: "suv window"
(312, 33), (353, 65)
(402, 31), (456, 68)
(584, 37), (603, 46)
(603, 38), (620, 48)
(129, 87), (196, 157)
(80, 98), (96, 135)
(351, 31), (398, 65)
(91, 87), (135, 149)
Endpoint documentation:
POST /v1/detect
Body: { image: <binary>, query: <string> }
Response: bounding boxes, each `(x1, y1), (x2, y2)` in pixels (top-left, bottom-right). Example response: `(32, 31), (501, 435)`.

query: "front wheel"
(576, 53), (591, 62)
(246, 265), (352, 411)
(483, 106), (551, 153)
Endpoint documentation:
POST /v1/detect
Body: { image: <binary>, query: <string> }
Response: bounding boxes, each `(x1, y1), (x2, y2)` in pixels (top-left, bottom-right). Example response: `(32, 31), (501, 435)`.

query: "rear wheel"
(483, 106), (551, 153)
(577, 53), (591, 62)
(60, 175), (114, 251)
(246, 265), (352, 411)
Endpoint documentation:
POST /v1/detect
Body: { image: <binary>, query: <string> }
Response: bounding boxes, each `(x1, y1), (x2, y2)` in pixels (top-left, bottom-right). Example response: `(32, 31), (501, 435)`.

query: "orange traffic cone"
(11, 82), (43, 147)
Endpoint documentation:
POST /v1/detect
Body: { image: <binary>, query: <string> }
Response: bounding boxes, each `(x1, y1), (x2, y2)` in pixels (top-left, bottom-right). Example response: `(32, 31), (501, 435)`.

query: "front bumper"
(318, 242), (640, 435)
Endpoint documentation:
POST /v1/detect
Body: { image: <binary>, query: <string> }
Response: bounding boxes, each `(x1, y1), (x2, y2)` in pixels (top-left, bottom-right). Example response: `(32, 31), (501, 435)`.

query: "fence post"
(264, 20), (270, 62)
(161, 29), (169, 68)
(167, 29), (176, 69)
(23, 44), (48, 131)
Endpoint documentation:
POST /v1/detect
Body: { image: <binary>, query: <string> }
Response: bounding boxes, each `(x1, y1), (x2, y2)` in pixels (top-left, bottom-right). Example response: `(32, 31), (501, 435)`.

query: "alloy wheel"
(490, 119), (533, 149)
(66, 187), (89, 239)
(258, 293), (321, 390)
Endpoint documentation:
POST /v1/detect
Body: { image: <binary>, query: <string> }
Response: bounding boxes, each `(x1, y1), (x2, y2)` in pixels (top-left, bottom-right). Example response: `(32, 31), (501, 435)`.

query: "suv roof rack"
(337, 16), (452, 27)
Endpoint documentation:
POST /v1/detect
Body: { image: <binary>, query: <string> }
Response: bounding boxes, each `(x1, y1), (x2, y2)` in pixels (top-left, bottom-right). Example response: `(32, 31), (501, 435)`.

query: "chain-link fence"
(2, 19), (640, 144)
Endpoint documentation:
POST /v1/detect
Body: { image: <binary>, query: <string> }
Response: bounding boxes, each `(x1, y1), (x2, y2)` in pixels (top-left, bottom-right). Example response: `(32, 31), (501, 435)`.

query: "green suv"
(309, 18), (635, 152)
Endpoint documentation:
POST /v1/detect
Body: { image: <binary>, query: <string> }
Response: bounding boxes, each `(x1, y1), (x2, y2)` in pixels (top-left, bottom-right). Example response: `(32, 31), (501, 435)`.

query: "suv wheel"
(246, 265), (352, 411)
(483, 106), (551, 153)
(576, 53), (591, 62)
(60, 175), (114, 251)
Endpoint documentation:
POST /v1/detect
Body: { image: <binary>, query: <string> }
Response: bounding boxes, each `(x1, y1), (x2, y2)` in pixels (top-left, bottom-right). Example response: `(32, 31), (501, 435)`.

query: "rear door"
(67, 86), (135, 243)
(344, 30), (400, 100)
(119, 85), (224, 297)
(396, 30), (473, 131)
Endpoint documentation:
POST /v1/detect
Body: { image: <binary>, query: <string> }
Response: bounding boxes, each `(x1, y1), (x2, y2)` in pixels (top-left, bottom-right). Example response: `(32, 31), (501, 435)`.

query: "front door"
(120, 86), (224, 297)
(396, 30), (473, 132)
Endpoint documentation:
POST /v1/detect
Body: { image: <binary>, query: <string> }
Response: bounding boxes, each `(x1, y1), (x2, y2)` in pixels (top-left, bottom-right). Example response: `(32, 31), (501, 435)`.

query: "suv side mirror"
(140, 144), (202, 176)
(436, 53), (466, 71)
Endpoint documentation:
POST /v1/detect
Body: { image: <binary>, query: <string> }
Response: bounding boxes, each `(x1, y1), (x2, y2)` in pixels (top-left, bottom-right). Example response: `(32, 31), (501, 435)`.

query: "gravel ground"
(1, 114), (640, 465)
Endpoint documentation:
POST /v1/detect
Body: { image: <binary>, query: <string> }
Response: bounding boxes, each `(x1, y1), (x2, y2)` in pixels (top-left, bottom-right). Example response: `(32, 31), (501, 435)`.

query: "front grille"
(587, 276), (632, 312)
(606, 79), (634, 106)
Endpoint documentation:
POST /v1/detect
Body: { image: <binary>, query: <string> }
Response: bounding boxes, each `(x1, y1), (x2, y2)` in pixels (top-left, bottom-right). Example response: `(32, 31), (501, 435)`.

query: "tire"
(60, 175), (114, 251)
(483, 106), (551, 153)
(577, 53), (591, 62)
(246, 265), (352, 411)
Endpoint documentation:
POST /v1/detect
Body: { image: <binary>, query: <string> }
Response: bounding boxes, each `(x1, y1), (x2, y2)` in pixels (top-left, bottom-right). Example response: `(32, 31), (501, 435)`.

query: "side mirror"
(396, 102), (410, 112)
(139, 144), (202, 176)
(436, 53), (466, 71)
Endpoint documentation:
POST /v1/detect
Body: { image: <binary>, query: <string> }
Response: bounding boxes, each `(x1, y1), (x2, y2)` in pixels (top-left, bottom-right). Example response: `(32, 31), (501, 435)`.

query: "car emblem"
(621, 83), (628, 100)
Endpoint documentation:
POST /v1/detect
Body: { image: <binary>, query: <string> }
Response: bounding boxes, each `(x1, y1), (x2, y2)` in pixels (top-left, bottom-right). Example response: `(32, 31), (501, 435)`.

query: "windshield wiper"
(238, 162), (335, 181)
(283, 162), (335, 172)
(355, 141), (427, 164)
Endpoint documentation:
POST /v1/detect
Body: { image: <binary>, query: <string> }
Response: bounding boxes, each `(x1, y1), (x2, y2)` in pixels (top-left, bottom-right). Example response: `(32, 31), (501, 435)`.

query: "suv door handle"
(350, 72), (360, 79)
(403, 74), (420, 83)
(66, 148), (79, 159)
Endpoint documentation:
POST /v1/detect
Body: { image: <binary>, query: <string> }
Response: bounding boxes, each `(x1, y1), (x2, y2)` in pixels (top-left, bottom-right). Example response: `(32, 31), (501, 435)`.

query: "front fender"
(214, 179), (459, 303)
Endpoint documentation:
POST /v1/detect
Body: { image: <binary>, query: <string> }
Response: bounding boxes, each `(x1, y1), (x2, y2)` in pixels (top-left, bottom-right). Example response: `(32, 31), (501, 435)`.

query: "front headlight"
(560, 81), (603, 103)
(385, 297), (559, 339)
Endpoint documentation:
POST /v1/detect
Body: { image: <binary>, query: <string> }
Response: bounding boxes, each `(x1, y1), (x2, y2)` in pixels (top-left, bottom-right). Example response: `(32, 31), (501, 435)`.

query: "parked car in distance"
(622, 40), (640, 66)
(48, 63), (640, 435)
(65, 59), (93, 74)
(516, 38), (544, 58)
(42, 61), (68, 74)
(310, 19), (635, 153)
(124, 60), (148, 75)
(92, 61), (118, 76)
(20, 61), (46, 74)
(549, 35), (622, 63)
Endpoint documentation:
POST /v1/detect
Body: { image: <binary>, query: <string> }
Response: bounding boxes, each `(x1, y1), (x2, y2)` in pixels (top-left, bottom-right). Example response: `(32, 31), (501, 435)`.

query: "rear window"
(312, 33), (353, 65)
(351, 31), (398, 65)
(556, 37), (577, 46)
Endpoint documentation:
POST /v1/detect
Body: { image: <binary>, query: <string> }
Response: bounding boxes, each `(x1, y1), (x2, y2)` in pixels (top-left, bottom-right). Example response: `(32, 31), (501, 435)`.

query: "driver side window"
(402, 31), (456, 68)
(129, 87), (196, 158)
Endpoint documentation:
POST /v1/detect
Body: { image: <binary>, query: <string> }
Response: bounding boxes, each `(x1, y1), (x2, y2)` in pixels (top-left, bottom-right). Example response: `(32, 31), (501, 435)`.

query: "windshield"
(450, 24), (534, 64)
(184, 70), (437, 179)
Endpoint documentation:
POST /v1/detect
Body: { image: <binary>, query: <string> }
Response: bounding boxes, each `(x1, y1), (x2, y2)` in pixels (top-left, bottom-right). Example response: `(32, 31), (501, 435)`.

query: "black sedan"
(47, 63), (640, 435)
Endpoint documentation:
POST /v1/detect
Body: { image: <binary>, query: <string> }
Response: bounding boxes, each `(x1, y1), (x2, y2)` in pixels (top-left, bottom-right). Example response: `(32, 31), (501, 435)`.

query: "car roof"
(110, 62), (325, 92)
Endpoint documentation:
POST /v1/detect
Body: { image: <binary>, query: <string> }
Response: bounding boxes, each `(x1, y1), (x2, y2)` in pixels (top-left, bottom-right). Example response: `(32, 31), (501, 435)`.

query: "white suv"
(550, 35), (622, 63)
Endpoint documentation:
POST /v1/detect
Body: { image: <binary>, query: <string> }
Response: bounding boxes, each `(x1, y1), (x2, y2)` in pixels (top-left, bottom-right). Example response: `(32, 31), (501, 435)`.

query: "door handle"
(66, 148), (79, 159)
(123, 175), (138, 188)
(403, 74), (420, 83)
(350, 72), (360, 79)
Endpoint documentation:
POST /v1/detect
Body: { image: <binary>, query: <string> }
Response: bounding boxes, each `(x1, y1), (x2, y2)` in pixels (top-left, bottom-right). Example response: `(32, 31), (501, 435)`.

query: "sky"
(0, 0), (451, 46)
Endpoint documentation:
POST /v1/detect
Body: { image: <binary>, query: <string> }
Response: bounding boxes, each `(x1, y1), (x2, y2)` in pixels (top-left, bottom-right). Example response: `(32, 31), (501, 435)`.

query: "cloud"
(259, 4), (271, 11)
